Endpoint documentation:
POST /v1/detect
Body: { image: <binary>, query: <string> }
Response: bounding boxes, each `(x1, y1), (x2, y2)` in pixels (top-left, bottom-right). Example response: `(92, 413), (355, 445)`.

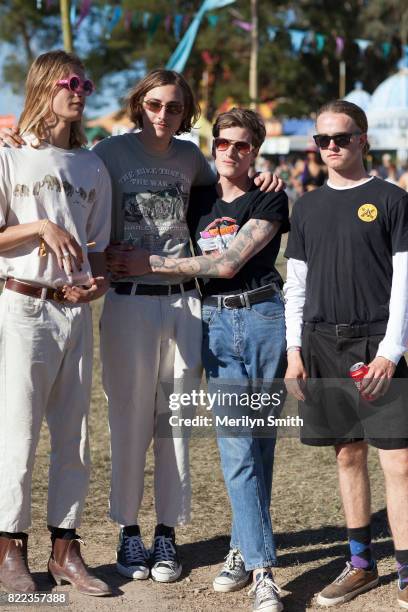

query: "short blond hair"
(18, 50), (87, 149)
(317, 100), (370, 156)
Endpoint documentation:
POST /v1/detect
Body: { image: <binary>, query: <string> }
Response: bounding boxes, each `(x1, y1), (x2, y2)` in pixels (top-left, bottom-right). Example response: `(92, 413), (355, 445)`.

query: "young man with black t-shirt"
(138, 108), (288, 612)
(284, 100), (408, 609)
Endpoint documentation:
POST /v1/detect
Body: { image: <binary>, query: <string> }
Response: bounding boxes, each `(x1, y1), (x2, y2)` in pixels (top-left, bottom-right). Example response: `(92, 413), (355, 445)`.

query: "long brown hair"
(126, 69), (200, 135)
(18, 50), (87, 148)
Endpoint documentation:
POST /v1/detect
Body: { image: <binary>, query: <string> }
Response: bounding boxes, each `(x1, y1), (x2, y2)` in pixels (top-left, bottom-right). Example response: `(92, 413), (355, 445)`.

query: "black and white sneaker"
(116, 526), (150, 580)
(248, 571), (283, 612)
(213, 548), (251, 592)
(150, 524), (182, 583)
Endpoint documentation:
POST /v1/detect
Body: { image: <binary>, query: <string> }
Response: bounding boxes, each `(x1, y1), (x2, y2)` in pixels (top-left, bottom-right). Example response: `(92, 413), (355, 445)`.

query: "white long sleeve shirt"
(284, 252), (408, 365)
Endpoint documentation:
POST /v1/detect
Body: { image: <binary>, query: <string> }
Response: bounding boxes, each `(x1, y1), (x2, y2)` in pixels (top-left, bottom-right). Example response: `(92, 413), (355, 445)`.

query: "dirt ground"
(2, 261), (403, 612)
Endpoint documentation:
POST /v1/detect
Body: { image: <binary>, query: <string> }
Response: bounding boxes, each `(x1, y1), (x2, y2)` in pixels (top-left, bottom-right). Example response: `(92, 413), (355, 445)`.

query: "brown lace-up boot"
(0, 535), (36, 592)
(48, 537), (111, 597)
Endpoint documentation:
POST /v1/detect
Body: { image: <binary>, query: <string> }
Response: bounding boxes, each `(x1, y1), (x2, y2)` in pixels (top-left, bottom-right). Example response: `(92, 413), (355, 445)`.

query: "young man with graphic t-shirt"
(137, 108), (289, 612)
(284, 100), (408, 609)
(89, 75), (281, 583)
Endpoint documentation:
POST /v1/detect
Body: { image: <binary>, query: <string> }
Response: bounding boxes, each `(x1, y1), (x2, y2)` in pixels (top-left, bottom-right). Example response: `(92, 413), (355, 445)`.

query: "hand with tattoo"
(149, 219), (280, 280)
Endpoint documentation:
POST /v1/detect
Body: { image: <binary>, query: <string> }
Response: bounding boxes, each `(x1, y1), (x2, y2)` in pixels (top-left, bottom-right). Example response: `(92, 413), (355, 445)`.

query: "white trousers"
(0, 289), (93, 532)
(100, 288), (202, 527)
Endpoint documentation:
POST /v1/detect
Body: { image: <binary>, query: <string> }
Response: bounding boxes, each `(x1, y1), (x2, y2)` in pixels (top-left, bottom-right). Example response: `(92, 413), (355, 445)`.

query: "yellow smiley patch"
(358, 203), (378, 222)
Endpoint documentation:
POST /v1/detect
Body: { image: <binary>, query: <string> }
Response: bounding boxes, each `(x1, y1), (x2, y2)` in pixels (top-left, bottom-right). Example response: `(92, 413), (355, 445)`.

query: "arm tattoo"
(150, 219), (280, 279)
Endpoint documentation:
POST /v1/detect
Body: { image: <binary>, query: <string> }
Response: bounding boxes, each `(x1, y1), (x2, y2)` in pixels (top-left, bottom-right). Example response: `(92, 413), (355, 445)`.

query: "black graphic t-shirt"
(187, 184), (289, 296)
(285, 177), (408, 324)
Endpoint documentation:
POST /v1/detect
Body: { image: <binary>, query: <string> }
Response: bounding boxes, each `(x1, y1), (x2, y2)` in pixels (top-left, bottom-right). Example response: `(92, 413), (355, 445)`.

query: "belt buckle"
(222, 295), (235, 309)
(335, 324), (350, 337)
(53, 289), (65, 303)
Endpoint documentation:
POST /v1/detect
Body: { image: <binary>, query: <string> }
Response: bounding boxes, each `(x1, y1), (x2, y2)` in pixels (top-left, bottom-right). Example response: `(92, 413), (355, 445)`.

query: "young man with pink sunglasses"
(0, 50), (111, 595)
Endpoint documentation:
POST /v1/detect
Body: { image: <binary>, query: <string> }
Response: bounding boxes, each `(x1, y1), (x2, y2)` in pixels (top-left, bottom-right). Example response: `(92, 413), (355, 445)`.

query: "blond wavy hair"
(18, 50), (87, 149)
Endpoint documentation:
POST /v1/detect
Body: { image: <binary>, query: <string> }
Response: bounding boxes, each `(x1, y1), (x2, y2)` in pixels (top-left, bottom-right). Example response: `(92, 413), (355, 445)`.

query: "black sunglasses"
(313, 132), (362, 149)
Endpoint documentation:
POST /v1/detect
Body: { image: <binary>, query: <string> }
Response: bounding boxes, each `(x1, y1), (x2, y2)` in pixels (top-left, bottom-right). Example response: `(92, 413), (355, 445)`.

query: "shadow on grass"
(29, 508), (392, 602)
(179, 508), (391, 575)
(282, 549), (396, 611)
(30, 566), (125, 597)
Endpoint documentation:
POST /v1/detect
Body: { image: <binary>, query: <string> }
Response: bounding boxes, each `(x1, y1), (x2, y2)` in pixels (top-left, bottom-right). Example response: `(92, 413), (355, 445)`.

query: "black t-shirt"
(285, 177), (408, 324)
(187, 184), (289, 296)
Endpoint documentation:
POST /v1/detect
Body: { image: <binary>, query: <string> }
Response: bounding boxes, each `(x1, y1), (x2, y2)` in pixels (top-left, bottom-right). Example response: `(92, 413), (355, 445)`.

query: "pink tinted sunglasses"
(56, 74), (94, 96)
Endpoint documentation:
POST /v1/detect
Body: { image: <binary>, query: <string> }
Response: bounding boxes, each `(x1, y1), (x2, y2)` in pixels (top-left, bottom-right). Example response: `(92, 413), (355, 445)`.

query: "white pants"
(0, 289), (92, 532)
(100, 288), (202, 527)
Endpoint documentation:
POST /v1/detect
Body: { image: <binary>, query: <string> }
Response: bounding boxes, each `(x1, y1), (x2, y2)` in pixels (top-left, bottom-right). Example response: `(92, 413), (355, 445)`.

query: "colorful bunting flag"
(336, 36), (344, 55)
(148, 14), (162, 42)
(382, 42), (391, 58)
(267, 26), (277, 41)
(315, 33), (326, 52)
(207, 14), (220, 28)
(32, 0), (408, 64)
(76, 0), (92, 29)
(166, 0), (236, 73)
(143, 12), (150, 28)
(356, 38), (370, 53)
(173, 14), (184, 40)
(70, 0), (77, 26)
(233, 19), (252, 32)
(289, 29), (304, 53)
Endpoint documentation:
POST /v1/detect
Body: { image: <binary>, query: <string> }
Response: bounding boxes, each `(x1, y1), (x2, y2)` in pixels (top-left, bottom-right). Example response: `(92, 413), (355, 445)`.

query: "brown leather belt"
(4, 278), (65, 302)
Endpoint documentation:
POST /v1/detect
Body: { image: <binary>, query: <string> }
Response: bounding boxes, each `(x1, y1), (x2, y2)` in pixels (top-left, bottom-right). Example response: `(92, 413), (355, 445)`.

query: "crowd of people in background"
(256, 149), (408, 203)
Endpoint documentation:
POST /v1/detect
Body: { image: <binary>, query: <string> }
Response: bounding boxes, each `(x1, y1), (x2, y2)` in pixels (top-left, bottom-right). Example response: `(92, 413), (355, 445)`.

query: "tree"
(0, 0), (61, 93)
(1, 0), (407, 117)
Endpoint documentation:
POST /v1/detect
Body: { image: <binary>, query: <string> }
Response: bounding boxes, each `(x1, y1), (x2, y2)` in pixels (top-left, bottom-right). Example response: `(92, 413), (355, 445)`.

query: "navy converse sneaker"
(116, 526), (149, 580)
(213, 548), (251, 592)
(150, 524), (182, 583)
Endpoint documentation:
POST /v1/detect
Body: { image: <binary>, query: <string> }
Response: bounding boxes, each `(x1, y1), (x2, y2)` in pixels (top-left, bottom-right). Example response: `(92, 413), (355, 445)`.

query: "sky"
(0, 38), (128, 122)
(0, 44), (23, 119)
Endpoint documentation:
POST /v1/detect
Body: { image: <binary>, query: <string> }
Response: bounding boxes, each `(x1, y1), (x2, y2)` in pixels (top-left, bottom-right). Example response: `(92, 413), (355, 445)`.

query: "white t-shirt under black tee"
(285, 177), (408, 324)
(0, 137), (112, 288)
(188, 184), (289, 296)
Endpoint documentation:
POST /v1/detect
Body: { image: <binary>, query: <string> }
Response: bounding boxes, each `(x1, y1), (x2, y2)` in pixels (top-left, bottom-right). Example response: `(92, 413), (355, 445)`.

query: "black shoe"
(150, 525), (182, 583)
(116, 526), (149, 580)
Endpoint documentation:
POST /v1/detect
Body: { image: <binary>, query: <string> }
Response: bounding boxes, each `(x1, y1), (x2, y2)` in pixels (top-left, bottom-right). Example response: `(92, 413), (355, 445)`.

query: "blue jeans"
(201, 293), (286, 571)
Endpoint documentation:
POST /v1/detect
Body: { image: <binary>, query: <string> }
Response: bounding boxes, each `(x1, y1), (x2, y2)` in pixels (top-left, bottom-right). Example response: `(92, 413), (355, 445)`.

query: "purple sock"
(347, 526), (374, 570)
(396, 550), (408, 586)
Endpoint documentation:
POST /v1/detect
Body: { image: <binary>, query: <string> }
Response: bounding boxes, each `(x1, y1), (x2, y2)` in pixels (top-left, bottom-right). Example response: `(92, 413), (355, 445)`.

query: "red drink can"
(349, 362), (374, 400)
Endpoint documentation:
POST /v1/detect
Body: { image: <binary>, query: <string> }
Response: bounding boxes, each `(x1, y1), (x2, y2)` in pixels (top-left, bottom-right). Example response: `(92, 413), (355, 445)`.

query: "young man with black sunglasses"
(284, 100), (408, 609)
